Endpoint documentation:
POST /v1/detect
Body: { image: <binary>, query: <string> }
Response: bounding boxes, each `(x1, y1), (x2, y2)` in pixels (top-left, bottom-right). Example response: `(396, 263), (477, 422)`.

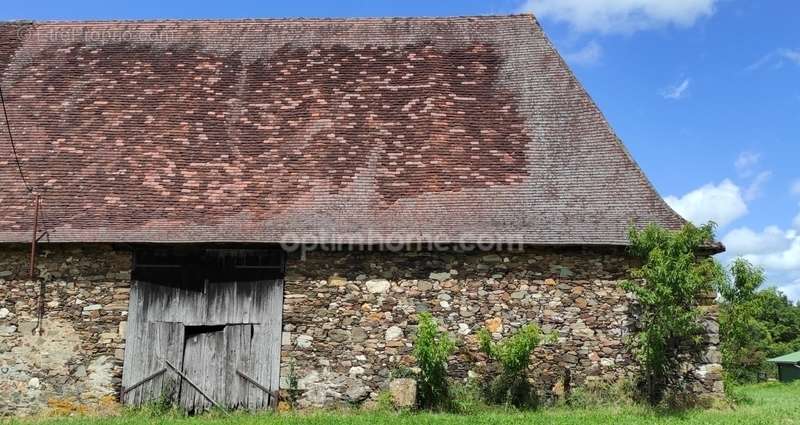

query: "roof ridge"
(3, 14), (534, 26)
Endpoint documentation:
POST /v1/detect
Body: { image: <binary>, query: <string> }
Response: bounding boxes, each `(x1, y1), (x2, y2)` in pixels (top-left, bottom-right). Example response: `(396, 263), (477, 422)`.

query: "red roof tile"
(0, 15), (685, 244)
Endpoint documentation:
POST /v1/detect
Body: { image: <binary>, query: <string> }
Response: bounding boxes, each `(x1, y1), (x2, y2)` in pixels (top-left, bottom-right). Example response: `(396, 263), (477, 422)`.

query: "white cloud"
(778, 49), (800, 65)
(791, 180), (800, 196)
(744, 171), (772, 201)
(752, 240), (800, 272)
(721, 216), (800, 302)
(564, 40), (603, 66)
(746, 48), (800, 72)
(723, 226), (792, 256)
(730, 152), (770, 201)
(778, 279), (800, 303)
(661, 78), (691, 100)
(793, 211), (800, 230)
(734, 151), (761, 177)
(664, 179), (748, 228)
(782, 48), (800, 64)
(521, 0), (717, 34)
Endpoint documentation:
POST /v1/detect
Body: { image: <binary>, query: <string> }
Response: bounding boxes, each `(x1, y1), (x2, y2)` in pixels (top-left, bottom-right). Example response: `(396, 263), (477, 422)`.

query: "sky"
(2, 0), (799, 299)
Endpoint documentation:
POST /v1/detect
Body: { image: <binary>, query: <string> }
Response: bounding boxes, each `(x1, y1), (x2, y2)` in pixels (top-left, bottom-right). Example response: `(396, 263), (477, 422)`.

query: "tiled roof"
(0, 15), (685, 245)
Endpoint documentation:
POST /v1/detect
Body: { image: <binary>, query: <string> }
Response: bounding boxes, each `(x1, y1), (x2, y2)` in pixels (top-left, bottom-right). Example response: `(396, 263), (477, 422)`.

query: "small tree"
(478, 324), (551, 408)
(623, 222), (725, 405)
(718, 259), (793, 382)
(414, 312), (455, 409)
(719, 258), (764, 304)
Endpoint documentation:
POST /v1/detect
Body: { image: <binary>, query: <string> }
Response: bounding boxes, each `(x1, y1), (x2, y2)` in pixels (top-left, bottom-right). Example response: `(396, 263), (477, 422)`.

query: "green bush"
(477, 323), (550, 408)
(389, 365), (416, 380)
(285, 359), (302, 410)
(447, 380), (485, 414)
(413, 312), (455, 410)
(622, 222), (726, 406)
(719, 259), (800, 384)
(565, 378), (636, 408)
(375, 390), (395, 411)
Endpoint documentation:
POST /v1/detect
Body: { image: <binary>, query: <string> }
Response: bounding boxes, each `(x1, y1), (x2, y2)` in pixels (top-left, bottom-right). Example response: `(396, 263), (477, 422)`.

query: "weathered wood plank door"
(241, 278), (284, 409)
(180, 327), (227, 411)
(223, 324), (253, 408)
(121, 247), (284, 412)
(120, 320), (185, 405)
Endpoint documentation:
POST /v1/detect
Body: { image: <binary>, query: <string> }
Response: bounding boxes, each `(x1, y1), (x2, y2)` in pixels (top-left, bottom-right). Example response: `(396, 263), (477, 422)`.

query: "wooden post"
(121, 368), (167, 397)
(166, 360), (228, 414)
(29, 194), (39, 279)
(29, 195), (46, 336)
(236, 369), (277, 409)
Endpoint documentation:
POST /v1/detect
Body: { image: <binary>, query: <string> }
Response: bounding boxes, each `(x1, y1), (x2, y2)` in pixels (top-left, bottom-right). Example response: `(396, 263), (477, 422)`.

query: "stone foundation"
(0, 244), (130, 416)
(0, 244), (723, 414)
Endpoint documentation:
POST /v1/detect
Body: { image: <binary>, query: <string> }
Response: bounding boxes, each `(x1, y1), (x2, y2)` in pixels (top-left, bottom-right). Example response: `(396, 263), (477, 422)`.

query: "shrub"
(447, 380), (485, 414)
(413, 312), (455, 410)
(565, 378), (636, 408)
(718, 259), (800, 384)
(375, 389), (395, 411)
(285, 359), (302, 410)
(477, 323), (550, 408)
(622, 222), (726, 406)
(389, 365), (416, 380)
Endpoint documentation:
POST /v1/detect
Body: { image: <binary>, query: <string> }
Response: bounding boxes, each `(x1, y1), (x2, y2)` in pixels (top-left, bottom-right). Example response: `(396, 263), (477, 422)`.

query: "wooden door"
(122, 247), (285, 411)
(179, 327), (227, 412)
(120, 321), (185, 405)
(178, 323), (280, 411)
(121, 271), (283, 411)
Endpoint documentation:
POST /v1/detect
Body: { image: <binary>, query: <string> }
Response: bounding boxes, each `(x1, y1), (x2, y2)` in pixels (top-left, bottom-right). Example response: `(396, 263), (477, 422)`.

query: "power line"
(0, 83), (33, 194)
(0, 83), (51, 242)
(0, 83), (48, 235)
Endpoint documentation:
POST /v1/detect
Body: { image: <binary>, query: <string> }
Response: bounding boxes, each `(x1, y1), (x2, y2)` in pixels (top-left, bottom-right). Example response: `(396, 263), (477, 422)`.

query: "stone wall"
(693, 296), (725, 399)
(280, 247), (723, 407)
(0, 244), (131, 416)
(0, 243), (723, 414)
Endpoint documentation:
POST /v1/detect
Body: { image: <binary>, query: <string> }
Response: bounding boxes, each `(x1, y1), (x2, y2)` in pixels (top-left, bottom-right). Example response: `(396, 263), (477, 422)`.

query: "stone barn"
(0, 15), (723, 414)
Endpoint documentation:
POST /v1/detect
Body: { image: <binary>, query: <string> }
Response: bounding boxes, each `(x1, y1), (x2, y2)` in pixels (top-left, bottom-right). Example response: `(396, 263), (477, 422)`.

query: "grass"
(4, 382), (800, 425)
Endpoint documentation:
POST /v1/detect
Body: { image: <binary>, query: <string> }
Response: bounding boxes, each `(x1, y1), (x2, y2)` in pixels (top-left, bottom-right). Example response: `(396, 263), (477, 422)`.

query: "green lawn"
(6, 382), (800, 425)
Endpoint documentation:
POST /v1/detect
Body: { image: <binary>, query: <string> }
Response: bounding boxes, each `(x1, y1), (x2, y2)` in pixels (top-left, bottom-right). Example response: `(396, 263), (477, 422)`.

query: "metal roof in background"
(768, 351), (800, 364)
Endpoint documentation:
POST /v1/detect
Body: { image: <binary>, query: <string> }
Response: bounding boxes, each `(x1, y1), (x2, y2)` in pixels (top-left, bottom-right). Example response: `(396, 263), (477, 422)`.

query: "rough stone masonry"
(0, 243), (723, 415)
(0, 244), (130, 416)
(280, 246), (723, 407)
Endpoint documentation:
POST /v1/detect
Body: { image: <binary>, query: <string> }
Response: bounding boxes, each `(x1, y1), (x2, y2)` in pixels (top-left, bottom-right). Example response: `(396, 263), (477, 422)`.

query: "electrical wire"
(0, 84), (34, 194)
(1, 82), (51, 337)
(0, 83), (51, 237)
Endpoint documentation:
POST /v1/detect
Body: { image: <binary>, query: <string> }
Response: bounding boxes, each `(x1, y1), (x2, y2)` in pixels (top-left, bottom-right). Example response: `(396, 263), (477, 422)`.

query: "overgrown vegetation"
(622, 222), (726, 406)
(413, 312), (455, 410)
(621, 222), (800, 392)
(285, 360), (302, 410)
(477, 324), (551, 408)
(564, 378), (636, 408)
(718, 259), (800, 383)
(446, 381), (485, 414)
(7, 383), (800, 424)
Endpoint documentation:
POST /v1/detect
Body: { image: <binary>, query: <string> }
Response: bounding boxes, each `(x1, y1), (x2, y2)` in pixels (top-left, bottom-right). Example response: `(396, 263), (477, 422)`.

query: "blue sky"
(3, 1), (799, 299)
